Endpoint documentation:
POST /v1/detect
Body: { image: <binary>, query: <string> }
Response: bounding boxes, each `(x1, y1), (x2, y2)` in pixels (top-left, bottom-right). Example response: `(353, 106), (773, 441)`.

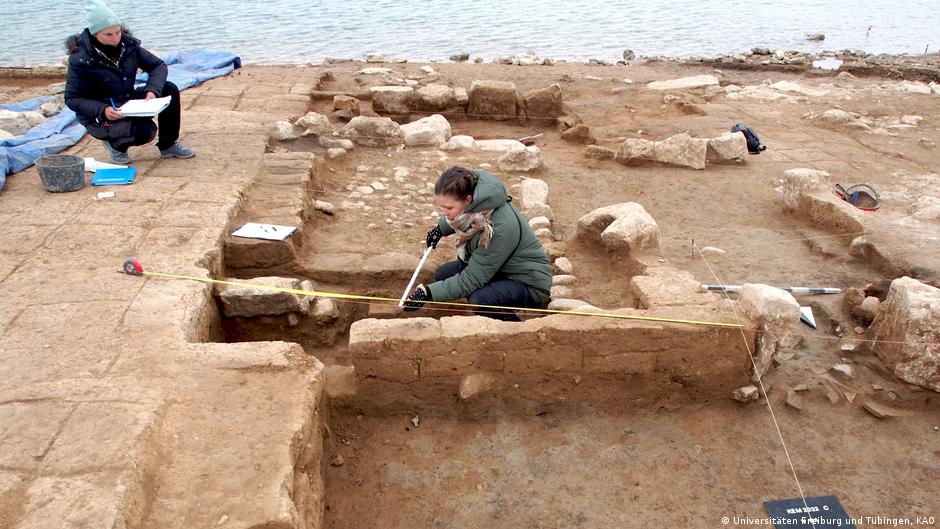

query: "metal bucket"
(35, 154), (85, 192)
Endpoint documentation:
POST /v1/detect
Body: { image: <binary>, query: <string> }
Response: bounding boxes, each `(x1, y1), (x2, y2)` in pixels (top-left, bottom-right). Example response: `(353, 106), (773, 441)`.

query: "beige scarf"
(446, 209), (496, 262)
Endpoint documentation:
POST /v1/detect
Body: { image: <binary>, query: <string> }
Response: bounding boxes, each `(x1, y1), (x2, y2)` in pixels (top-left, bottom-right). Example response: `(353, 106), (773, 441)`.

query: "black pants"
(110, 81), (182, 152)
(434, 260), (538, 322)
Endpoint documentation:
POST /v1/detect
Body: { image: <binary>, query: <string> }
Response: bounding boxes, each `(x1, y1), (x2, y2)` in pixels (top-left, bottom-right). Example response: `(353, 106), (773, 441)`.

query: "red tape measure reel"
(122, 258), (144, 276)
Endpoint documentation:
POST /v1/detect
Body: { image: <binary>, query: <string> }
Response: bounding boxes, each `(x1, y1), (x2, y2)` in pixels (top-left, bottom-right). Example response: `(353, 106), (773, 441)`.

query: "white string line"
(694, 242), (818, 528)
(686, 231), (869, 251)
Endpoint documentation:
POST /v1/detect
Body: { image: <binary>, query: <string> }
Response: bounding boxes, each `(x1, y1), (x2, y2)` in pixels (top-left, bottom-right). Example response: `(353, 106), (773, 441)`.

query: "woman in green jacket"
(404, 166), (552, 321)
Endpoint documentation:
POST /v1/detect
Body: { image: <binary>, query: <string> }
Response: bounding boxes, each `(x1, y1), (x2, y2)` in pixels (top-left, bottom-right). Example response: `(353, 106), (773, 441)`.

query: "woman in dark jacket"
(404, 166), (552, 321)
(65, 0), (194, 164)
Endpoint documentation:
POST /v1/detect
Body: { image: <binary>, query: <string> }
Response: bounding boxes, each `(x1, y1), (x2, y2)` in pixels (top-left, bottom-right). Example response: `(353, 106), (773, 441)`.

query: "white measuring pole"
(399, 246), (434, 307)
(701, 284), (842, 294)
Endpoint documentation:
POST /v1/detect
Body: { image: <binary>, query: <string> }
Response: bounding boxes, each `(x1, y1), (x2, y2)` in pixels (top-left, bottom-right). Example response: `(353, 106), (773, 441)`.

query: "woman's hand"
(403, 284), (431, 312)
(104, 106), (124, 121)
(426, 226), (443, 248)
(144, 92), (156, 101)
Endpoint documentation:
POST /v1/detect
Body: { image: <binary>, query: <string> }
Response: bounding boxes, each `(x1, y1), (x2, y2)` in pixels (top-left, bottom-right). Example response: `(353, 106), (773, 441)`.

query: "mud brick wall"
(345, 314), (753, 409)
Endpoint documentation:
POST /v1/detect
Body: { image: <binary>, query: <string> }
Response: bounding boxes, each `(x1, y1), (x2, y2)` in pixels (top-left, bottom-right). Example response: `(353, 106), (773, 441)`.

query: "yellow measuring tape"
(129, 264), (743, 329)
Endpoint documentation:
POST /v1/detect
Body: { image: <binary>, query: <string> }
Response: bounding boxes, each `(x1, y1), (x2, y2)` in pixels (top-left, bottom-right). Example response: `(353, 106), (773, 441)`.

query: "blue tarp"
(0, 49), (240, 192)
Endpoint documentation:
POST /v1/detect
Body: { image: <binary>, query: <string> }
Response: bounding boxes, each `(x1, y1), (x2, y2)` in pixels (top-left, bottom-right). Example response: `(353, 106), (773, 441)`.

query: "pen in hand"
(106, 98), (122, 120)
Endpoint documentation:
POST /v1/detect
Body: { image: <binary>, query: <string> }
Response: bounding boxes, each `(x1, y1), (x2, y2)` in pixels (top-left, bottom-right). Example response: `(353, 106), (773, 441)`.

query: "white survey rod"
(701, 284), (842, 294)
(399, 246), (434, 307)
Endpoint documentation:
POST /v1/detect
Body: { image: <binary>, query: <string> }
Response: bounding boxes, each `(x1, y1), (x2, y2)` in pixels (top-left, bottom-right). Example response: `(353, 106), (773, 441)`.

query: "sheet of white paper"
(231, 222), (297, 241)
(97, 191), (115, 199)
(118, 96), (171, 117)
(84, 157), (128, 172)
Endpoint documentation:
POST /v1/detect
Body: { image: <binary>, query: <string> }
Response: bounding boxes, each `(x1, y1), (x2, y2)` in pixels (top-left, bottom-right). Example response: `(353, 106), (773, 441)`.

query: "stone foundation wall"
(343, 312), (752, 411)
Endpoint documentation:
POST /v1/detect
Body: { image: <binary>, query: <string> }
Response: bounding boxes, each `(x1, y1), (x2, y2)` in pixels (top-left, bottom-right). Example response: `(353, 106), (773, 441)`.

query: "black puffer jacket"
(64, 28), (168, 132)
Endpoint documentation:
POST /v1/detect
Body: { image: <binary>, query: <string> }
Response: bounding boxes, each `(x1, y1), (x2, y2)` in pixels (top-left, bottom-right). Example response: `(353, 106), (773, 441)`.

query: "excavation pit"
(200, 64), (940, 528)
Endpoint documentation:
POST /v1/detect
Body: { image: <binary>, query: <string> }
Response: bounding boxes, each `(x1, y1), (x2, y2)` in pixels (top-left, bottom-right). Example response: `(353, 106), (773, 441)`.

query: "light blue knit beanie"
(84, 0), (121, 35)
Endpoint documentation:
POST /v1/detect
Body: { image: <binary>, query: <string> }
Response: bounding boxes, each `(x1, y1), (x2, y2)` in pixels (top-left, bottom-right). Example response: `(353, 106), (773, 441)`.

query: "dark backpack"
(731, 123), (766, 154)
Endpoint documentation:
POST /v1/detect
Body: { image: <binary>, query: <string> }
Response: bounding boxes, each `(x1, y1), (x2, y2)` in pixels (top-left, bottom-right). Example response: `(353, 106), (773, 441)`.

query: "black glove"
(426, 225), (443, 248)
(403, 284), (431, 312)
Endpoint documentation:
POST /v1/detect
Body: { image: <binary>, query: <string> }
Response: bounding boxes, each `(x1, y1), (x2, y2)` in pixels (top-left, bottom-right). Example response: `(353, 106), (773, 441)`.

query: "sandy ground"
(325, 403), (938, 529)
(1, 59), (939, 528)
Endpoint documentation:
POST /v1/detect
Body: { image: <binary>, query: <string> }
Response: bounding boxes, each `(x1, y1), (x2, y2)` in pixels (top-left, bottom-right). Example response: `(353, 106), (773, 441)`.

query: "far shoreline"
(2, 49), (939, 85)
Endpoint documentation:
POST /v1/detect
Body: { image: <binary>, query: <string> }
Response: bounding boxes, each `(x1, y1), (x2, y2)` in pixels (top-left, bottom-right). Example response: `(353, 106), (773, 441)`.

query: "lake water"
(2, 0), (938, 66)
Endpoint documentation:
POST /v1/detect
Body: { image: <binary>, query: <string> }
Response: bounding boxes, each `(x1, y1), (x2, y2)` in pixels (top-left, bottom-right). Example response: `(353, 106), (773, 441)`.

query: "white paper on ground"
(231, 222), (297, 241)
(84, 157), (128, 172)
(96, 191), (115, 199)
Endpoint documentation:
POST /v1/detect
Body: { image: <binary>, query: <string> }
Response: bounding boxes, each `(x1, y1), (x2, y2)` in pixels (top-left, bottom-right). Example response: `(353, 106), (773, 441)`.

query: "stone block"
(524, 203), (555, 222)
(781, 168), (830, 210)
(553, 257), (573, 274)
(577, 202), (660, 252)
(739, 284), (800, 333)
(631, 268), (717, 308)
(615, 138), (655, 163)
(551, 285), (574, 300)
(739, 283), (801, 371)
(341, 116), (404, 147)
(440, 134), (476, 151)
(439, 315), (527, 351)
(652, 132), (707, 170)
(333, 95), (361, 114)
(348, 317), (443, 359)
(311, 297), (340, 322)
(475, 139), (526, 152)
(562, 124), (594, 144)
(216, 277), (314, 317)
(522, 83), (563, 124)
(518, 178), (549, 211)
(400, 114), (452, 146)
(706, 132), (749, 163)
(547, 298), (595, 312)
(270, 120), (297, 141)
(414, 84), (457, 111)
(370, 86), (415, 114)
(468, 80), (518, 120)
(294, 112), (335, 136)
(870, 277), (940, 392)
(498, 146), (543, 172)
(529, 216), (551, 230)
